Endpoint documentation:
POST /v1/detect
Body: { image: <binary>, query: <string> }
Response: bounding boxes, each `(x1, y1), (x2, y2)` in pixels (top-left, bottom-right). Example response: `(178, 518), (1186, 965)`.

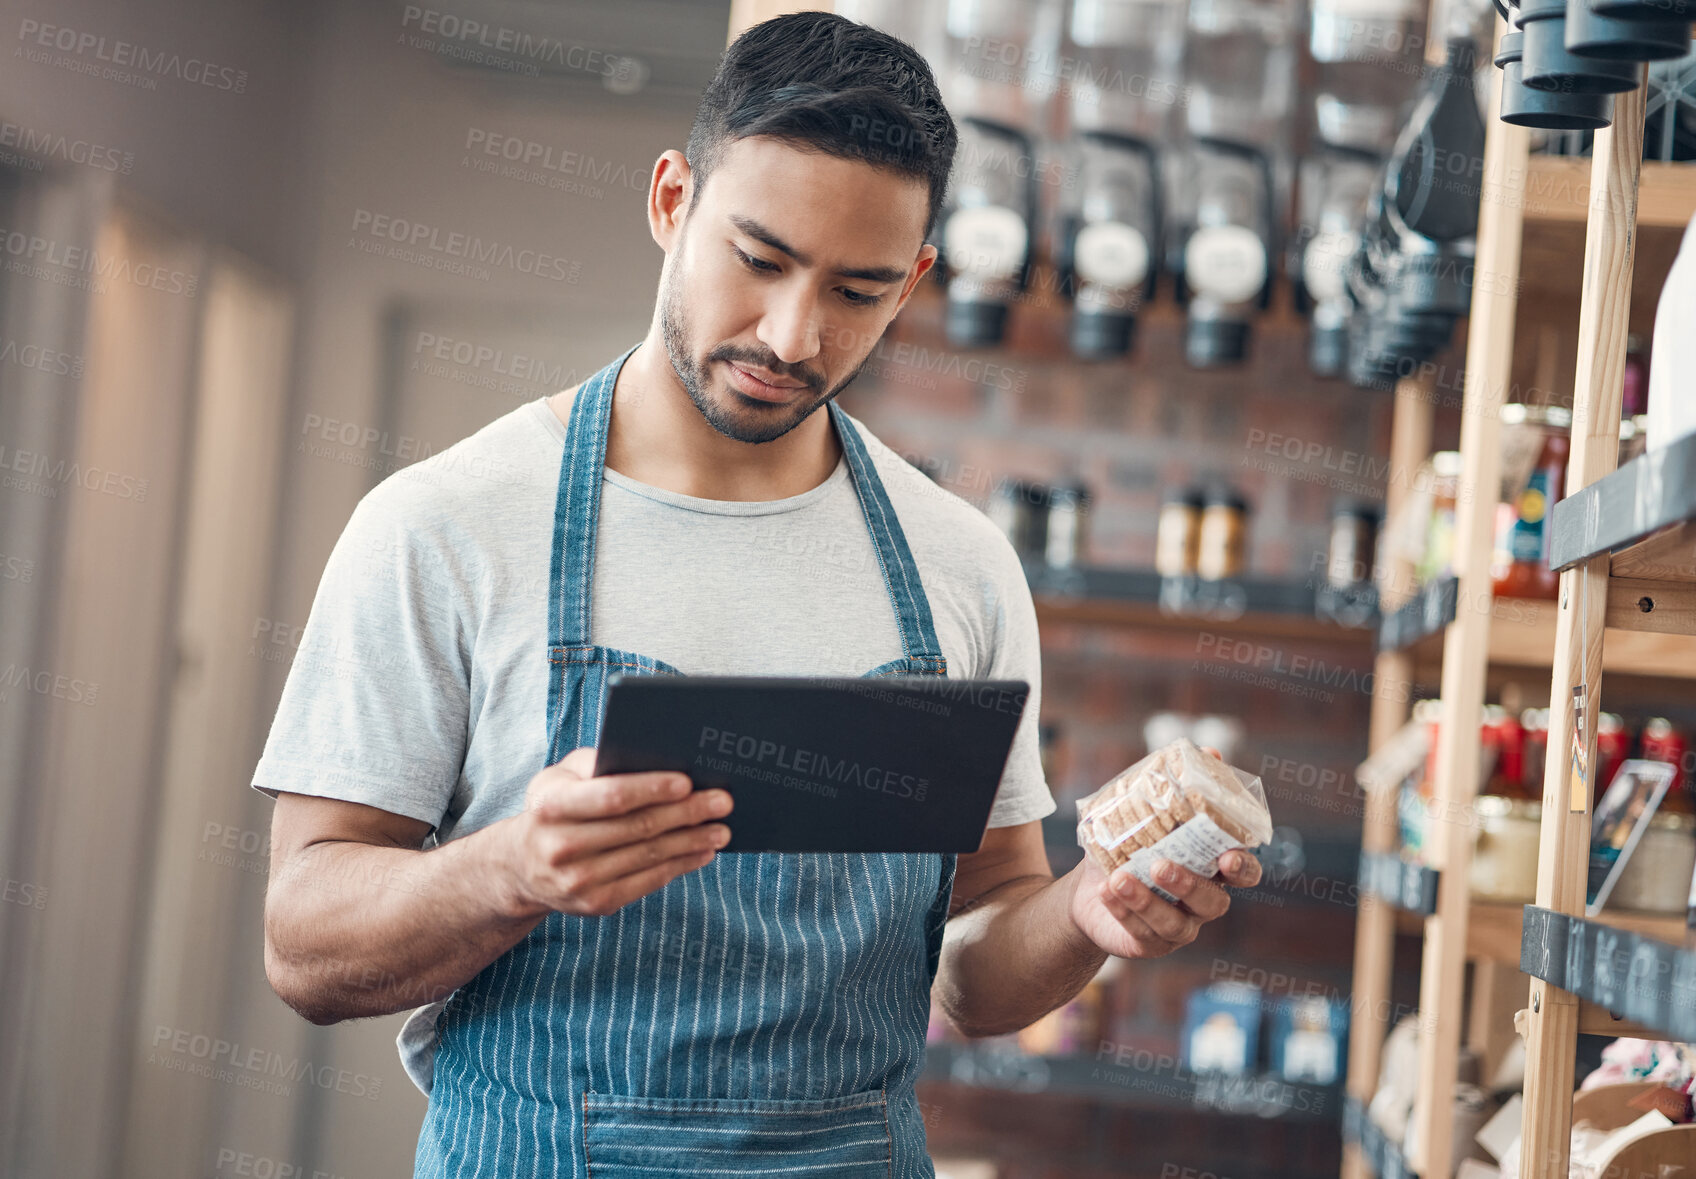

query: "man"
(257, 12), (1262, 1177)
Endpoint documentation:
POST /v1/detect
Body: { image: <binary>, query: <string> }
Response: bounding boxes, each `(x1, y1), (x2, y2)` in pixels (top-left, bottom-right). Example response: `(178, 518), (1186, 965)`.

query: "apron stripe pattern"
(414, 346), (957, 1178)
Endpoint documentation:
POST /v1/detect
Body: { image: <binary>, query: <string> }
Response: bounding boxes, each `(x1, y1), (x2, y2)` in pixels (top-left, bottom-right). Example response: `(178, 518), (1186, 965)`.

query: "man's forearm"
(264, 822), (540, 1024)
(932, 869), (1107, 1039)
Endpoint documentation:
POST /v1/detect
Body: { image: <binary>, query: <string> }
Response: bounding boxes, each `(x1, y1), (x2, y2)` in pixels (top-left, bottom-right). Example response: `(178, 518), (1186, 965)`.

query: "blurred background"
(0, 0), (1691, 1177)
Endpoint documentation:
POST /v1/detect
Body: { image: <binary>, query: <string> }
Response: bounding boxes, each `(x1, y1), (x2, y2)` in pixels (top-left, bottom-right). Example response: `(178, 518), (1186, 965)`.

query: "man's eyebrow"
(730, 215), (907, 285)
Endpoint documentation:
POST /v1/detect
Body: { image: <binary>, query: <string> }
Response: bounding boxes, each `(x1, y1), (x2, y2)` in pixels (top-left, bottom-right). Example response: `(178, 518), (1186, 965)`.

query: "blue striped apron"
(414, 345), (956, 1178)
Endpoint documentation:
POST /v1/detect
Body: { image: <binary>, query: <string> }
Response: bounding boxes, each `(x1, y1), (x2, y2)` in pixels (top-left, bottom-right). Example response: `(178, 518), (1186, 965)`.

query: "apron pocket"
(582, 1086), (892, 1177)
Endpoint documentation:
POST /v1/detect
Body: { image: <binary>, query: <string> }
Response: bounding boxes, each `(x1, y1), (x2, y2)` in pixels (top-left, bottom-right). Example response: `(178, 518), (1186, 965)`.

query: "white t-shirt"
(252, 395), (1055, 842)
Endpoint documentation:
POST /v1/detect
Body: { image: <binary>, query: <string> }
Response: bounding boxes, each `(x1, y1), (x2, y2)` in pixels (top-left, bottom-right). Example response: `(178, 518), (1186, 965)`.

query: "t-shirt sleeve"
(250, 478), (471, 829)
(980, 536), (1058, 830)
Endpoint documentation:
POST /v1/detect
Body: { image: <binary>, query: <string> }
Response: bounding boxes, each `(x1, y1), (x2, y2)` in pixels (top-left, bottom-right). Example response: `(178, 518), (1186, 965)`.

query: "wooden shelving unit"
(1340, 29), (1696, 1179)
(1516, 72), (1696, 1172)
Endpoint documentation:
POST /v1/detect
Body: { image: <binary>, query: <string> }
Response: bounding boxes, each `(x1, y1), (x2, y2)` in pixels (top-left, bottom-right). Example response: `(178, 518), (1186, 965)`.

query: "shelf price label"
(1591, 926), (1626, 1011)
(1671, 949), (1696, 1042)
(1520, 906), (1565, 981)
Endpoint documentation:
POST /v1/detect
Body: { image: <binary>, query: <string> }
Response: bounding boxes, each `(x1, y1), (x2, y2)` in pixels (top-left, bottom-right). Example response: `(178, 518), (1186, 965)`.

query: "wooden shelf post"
(1341, 377), (1434, 1179)
(1518, 72), (1648, 1179)
(1404, 26), (1534, 1178)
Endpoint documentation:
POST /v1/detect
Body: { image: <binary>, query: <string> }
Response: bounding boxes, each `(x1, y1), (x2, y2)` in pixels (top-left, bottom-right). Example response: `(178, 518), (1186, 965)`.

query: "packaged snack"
(1075, 737), (1274, 902)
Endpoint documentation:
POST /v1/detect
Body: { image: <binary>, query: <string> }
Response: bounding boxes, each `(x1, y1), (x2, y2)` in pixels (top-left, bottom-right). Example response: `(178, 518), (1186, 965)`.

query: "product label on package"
(1126, 814), (1242, 904)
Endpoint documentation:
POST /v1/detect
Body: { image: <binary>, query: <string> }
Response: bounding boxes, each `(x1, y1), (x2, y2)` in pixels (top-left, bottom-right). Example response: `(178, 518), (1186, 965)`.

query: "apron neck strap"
(548, 344), (631, 650)
(827, 401), (945, 664)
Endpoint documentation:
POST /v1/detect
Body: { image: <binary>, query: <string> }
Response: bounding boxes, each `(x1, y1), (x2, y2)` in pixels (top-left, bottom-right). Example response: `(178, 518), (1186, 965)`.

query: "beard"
(658, 243), (873, 445)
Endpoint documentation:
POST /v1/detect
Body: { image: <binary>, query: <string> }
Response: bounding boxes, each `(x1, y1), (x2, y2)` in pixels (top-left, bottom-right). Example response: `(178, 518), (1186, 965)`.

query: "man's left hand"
(1067, 849), (1263, 960)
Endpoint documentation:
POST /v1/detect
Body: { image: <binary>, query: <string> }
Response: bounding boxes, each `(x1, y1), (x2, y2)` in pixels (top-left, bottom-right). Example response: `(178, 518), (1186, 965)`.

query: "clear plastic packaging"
(1075, 737), (1274, 901)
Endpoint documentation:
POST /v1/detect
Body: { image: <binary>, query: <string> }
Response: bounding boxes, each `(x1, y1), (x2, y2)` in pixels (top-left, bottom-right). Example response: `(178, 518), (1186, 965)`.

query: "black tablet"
(592, 675), (1029, 853)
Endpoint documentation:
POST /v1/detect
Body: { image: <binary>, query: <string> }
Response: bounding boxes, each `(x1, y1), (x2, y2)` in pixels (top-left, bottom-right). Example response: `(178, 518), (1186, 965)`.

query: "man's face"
(658, 136), (934, 444)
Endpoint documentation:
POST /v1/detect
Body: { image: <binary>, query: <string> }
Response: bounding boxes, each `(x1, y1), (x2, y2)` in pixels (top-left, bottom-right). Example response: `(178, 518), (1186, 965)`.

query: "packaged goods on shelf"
(1181, 981), (1263, 1075)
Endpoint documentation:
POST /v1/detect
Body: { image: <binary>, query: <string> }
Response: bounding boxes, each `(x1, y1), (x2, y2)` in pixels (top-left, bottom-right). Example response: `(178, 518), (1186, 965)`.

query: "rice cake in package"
(1075, 737), (1274, 903)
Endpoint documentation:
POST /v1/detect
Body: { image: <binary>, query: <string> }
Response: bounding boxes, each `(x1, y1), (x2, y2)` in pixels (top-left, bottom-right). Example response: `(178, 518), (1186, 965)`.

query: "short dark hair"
(684, 11), (957, 241)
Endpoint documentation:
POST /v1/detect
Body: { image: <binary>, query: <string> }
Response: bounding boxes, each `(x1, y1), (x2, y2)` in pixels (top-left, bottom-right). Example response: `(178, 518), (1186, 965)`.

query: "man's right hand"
(498, 746), (733, 920)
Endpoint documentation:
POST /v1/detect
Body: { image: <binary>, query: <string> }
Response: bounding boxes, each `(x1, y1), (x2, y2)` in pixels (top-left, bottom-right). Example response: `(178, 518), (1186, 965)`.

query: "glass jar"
(1326, 500), (1379, 589)
(1418, 451), (1463, 583)
(1609, 810), (1696, 914)
(1065, 0), (1186, 139)
(1045, 483), (1091, 568)
(1197, 488), (1249, 580)
(1469, 795), (1544, 903)
(1156, 488), (1205, 577)
(1522, 708), (1550, 797)
(1491, 404), (1572, 602)
(1642, 717), (1690, 800)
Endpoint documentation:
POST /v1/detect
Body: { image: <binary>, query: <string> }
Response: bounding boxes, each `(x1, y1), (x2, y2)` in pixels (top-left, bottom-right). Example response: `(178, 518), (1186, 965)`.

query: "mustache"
(707, 346), (824, 394)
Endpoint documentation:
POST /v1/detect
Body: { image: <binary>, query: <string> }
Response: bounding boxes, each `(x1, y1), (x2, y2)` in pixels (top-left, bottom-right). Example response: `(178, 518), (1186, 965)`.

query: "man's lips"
(724, 360), (808, 402)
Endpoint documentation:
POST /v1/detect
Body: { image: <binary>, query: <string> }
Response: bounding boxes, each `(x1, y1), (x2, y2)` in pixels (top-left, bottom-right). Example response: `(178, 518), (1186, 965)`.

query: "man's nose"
(757, 285), (821, 367)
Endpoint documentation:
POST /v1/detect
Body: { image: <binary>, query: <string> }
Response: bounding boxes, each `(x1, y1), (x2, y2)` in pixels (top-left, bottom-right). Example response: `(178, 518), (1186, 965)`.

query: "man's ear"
(648, 149), (692, 252)
(894, 243), (939, 313)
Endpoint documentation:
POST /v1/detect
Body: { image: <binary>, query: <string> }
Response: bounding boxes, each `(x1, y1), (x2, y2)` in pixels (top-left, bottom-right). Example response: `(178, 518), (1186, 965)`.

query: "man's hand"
(497, 747), (732, 920)
(1066, 848), (1262, 960)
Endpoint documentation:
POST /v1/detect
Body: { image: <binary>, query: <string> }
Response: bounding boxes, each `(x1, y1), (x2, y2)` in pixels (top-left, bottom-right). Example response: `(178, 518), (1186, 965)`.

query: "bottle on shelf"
(1490, 403), (1571, 602)
(938, 0), (1064, 133)
(1645, 211), (1696, 452)
(1295, 148), (1379, 377)
(1063, 0), (1187, 141)
(940, 117), (1039, 348)
(1055, 132), (1160, 358)
(1182, 0), (1297, 143)
(1156, 486), (1206, 578)
(1169, 139), (1275, 367)
(1196, 486), (1250, 580)
(1307, 0), (1423, 155)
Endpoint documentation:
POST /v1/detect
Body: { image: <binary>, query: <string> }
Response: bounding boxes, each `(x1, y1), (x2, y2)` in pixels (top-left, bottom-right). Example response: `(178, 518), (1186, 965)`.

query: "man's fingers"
(1149, 859), (1232, 921)
(561, 823), (731, 890)
(541, 791), (733, 858)
(581, 847), (720, 915)
(1097, 882), (1175, 951)
(559, 746), (599, 779)
(1219, 849), (1263, 887)
(1109, 867), (1200, 944)
(529, 767), (693, 822)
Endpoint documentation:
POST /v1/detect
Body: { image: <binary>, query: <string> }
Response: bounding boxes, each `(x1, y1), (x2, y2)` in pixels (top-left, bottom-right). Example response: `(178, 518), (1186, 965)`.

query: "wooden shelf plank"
(1612, 522), (1696, 583)
(1028, 565), (1377, 647)
(1409, 600), (1696, 679)
(920, 1042), (1342, 1122)
(1602, 576), (1696, 634)
(1521, 157), (1696, 229)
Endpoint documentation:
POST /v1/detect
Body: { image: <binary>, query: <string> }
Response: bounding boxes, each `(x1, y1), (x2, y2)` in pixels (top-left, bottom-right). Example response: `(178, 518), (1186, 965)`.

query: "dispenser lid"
(1185, 316), (1251, 366)
(945, 298), (1012, 348)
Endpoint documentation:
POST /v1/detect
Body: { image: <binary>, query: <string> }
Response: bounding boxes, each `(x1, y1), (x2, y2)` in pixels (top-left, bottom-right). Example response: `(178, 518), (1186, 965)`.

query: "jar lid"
(1162, 486), (1206, 508)
(1474, 794), (1543, 820)
(1203, 487), (1248, 511)
(1331, 497), (1381, 522)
